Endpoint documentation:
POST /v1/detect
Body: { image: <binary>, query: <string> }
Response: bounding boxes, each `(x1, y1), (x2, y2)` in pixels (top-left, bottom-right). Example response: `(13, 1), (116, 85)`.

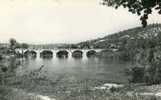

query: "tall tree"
(9, 38), (17, 50)
(102, 0), (161, 27)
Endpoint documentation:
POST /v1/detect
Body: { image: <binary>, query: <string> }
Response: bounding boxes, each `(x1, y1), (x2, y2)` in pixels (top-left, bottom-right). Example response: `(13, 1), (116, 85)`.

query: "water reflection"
(16, 54), (131, 84)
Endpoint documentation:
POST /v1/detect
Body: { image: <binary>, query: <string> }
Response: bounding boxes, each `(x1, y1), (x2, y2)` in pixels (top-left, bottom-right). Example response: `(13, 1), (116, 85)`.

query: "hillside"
(77, 24), (161, 49)
(78, 24), (161, 85)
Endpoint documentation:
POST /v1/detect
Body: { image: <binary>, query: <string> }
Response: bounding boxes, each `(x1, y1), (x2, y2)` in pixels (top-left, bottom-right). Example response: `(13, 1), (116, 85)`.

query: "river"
(12, 54), (131, 99)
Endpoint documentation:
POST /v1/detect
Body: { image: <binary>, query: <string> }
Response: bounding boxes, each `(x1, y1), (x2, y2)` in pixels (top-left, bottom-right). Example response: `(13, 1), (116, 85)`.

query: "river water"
(17, 53), (130, 84)
(13, 53), (131, 99)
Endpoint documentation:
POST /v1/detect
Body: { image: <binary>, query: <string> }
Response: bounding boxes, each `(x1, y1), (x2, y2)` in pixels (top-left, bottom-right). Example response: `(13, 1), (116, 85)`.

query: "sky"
(0, 0), (161, 44)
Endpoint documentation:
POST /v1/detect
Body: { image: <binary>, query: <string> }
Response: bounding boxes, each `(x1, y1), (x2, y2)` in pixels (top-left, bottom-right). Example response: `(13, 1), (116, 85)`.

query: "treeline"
(0, 38), (29, 55)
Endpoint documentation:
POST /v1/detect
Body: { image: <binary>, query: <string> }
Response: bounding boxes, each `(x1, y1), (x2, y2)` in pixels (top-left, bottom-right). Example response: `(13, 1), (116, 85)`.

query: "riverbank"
(0, 57), (160, 100)
(0, 86), (56, 100)
(1, 68), (161, 100)
(2, 83), (161, 100)
(1, 56), (161, 100)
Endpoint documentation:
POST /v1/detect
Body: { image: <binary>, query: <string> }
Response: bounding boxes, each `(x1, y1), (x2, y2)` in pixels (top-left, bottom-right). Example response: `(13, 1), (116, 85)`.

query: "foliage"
(9, 38), (17, 50)
(0, 55), (3, 61)
(109, 86), (119, 93)
(80, 24), (161, 84)
(0, 38), (29, 85)
(94, 24), (161, 62)
(102, 0), (161, 27)
(78, 24), (161, 49)
(9, 38), (29, 50)
(144, 53), (161, 85)
(125, 47), (161, 85)
(127, 66), (145, 83)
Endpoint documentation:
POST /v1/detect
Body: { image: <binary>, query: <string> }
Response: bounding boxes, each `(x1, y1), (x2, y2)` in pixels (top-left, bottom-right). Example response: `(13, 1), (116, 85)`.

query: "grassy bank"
(1, 68), (161, 100)
(1, 84), (161, 100)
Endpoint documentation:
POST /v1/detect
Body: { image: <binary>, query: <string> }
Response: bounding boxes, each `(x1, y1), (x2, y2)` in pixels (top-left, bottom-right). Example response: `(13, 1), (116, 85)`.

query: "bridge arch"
(40, 50), (53, 58)
(72, 50), (83, 59)
(56, 50), (68, 58)
(24, 50), (37, 58)
(86, 50), (97, 58)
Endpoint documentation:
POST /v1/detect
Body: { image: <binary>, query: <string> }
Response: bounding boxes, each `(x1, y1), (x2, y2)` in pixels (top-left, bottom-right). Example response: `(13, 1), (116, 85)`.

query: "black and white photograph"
(0, 0), (161, 100)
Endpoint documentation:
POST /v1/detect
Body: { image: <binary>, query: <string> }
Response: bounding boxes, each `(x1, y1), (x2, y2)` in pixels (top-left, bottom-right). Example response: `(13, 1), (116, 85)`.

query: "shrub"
(128, 66), (145, 83)
(0, 55), (3, 61)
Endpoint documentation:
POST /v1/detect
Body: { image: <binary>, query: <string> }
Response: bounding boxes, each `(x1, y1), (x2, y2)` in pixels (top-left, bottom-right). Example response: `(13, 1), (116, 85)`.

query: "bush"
(109, 86), (119, 93)
(127, 60), (161, 85)
(144, 61), (161, 85)
(128, 66), (145, 83)
(0, 55), (3, 61)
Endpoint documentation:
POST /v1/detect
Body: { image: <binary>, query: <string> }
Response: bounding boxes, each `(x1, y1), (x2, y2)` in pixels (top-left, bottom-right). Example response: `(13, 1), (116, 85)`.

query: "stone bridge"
(15, 49), (103, 59)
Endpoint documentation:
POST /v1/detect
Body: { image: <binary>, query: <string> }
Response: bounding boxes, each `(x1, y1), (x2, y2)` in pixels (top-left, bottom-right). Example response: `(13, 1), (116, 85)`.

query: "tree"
(102, 0), (161, 27)
(9, 38), (17, 50)
(126, 66), (145, 83)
